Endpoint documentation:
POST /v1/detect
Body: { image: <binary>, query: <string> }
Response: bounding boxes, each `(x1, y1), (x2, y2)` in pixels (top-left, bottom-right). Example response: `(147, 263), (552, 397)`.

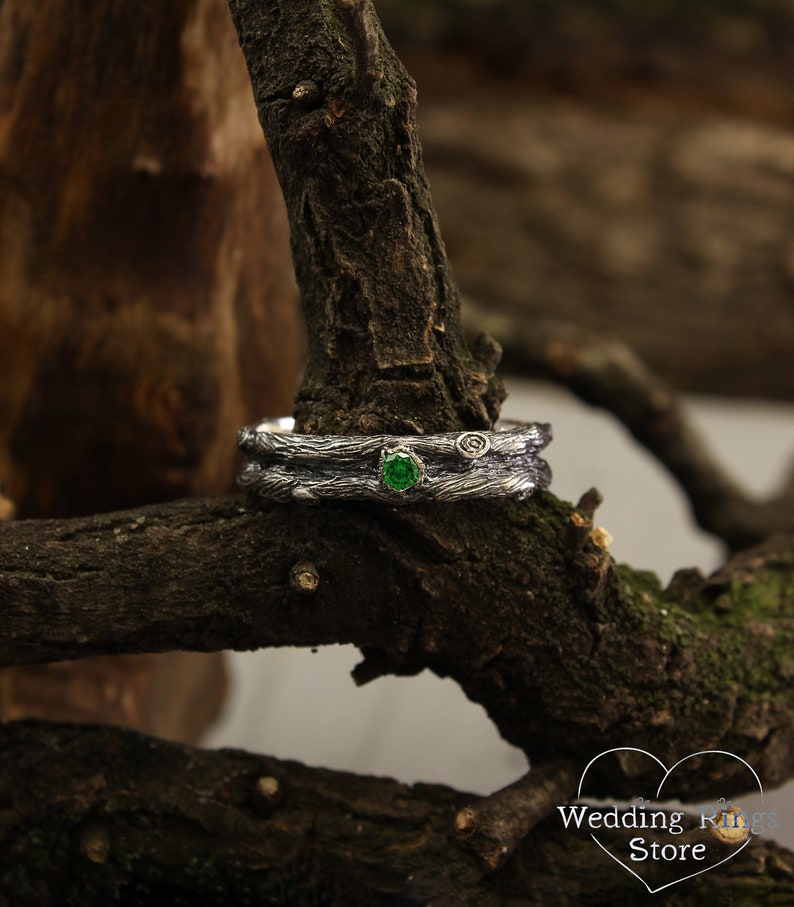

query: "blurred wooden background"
(0, 0), (303, 740)
(378, 0), (794, 398)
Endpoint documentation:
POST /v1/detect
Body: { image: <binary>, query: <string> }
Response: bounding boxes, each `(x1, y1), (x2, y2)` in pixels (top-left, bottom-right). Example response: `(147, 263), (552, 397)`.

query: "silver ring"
(237, 418), (551, 503)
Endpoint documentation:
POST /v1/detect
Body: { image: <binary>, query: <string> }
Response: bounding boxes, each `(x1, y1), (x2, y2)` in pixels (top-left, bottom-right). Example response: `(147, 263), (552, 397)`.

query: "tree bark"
(1, 496), (794, 802)
(0, 652), (226, 743)
(377, 0), (794, 92)
(0, 0), (301, 519)
(227, 0), (504, 434)
(460, 311), (794, 551)
(428, 95), (794, 400)
(0, 720), (791, 906)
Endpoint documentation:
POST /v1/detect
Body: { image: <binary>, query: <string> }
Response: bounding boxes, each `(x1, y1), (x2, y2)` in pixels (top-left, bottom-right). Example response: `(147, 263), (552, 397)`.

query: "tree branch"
(454, 761), (578, 871)
(226, 0), (503, 434)
(465, 307), (794, 551)
(1, 495), (793, 800)
(1, 720), (791, 906)
(336, 0), (384, 93)
(3, 0), (792, 900)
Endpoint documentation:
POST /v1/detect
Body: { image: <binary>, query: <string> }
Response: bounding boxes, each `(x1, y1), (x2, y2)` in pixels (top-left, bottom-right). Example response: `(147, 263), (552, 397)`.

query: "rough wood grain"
(1, 0), (793, 901)
(227, 0), (504, 435)
(0, 720), (790, 906)
(0, 0), (302, 519)
(1, 495), (793, 803)
(0, 0), (303, 740)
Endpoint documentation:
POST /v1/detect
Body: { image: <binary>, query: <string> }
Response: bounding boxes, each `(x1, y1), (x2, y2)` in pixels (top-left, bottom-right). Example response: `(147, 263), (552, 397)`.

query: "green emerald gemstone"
(381, 450), (422, 491)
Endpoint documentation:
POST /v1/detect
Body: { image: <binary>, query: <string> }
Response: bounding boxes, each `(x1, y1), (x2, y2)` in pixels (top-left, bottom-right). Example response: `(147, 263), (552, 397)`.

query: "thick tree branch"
(1, 496), (793, 800)
(465, 307), (794, 551)
(226, 0), (503, 434)
(0, 720), (791, 906)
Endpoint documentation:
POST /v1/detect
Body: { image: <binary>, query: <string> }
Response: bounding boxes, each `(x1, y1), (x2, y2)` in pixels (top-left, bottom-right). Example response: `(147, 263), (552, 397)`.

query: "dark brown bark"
(227, 0), (504, 435)
(0, 721), (790, 907)
(454, 762), (579, 871)
(1, 495), (793, 803)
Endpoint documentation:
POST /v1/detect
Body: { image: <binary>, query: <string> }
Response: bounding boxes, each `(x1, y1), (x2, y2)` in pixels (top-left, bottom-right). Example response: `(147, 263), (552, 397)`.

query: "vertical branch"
(336, 0), (383, 93)
(227, 0), (504, 434)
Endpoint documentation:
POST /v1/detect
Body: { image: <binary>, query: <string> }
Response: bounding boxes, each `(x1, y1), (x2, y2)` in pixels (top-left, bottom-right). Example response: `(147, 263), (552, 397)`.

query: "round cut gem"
(381, 449), (422, 492)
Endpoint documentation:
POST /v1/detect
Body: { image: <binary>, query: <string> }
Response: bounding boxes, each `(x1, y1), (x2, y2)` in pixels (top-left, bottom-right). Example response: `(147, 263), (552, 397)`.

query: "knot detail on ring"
(455, 431), (491, 459)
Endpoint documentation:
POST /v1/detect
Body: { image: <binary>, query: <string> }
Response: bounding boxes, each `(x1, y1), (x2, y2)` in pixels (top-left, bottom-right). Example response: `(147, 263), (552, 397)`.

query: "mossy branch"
(1, 496), (793, 801)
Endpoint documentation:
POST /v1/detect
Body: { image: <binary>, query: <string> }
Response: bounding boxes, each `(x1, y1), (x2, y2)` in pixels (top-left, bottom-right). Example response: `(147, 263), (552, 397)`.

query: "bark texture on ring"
(237, 422), (552, 502)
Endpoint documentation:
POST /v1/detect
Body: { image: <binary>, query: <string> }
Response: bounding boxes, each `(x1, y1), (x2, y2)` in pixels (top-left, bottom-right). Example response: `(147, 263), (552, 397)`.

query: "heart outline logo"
(575, 747), (764, 894)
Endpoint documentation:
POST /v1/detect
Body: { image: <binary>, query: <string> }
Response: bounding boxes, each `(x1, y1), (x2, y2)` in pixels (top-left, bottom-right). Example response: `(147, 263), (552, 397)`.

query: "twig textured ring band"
(238, 418), (552, 503)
